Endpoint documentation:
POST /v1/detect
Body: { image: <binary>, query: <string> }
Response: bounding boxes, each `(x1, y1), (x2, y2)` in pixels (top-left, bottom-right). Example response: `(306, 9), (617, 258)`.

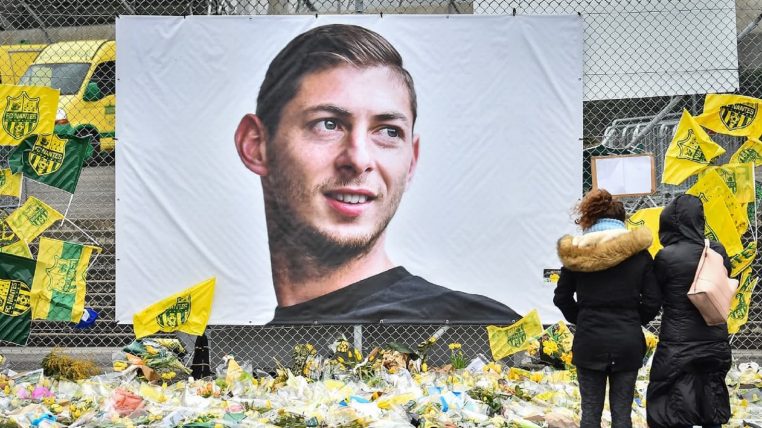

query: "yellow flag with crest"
(695, 94), (762, 137)
(729, 137), (762, 166)
(487, 309), (543, 361)
(662, 110), (725, 185)
(133, 277), (216, 339)
(0, 84), (59, 146)
(626, 207), (664, 256)
(727, 269), (758, 334)
(687, 170), (748, 236)
(4, 196), (63, 243)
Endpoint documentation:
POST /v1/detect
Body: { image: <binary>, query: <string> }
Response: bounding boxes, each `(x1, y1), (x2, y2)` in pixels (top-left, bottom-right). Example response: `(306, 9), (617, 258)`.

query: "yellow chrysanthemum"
(543, 340), (559, 355)
(448, 343), (462, 350)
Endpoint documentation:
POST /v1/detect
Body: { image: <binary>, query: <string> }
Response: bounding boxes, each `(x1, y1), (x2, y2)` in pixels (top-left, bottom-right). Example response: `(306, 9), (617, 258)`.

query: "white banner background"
(115, 15), (583, 325)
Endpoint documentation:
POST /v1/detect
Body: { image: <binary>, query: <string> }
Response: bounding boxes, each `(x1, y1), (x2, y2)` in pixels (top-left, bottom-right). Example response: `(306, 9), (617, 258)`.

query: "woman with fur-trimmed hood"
(646, 194), (732, 428)
(554, 189), (661, 428)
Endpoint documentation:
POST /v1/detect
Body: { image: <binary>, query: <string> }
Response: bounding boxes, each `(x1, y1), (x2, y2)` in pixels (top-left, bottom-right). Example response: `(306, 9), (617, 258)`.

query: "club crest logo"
(29, 134), (66, 176)
(715, 169), (737, 193)
(737, 148), (762, 164)
(0, 279), (31, 317)
(0, 220), (20, 248)
(675, 130), (707, 163)
(720, 103), (757, 131)
(2, 92), (39, 141)
(45, 255), (79, 294)
(156, 295), (191, 331)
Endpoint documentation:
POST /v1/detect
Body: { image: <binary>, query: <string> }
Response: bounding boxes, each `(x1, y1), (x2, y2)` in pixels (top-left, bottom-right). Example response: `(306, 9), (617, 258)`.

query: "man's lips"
(324, 189), (376, 217)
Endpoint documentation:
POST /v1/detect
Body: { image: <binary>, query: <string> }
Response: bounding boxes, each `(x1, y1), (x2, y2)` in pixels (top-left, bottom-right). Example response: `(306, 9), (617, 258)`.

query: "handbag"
(687, 239), (739, 326)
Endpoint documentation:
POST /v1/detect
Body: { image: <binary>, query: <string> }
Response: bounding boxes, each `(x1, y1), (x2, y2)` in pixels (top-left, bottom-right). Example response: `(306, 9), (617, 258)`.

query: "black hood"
(659, 194), (705, 246)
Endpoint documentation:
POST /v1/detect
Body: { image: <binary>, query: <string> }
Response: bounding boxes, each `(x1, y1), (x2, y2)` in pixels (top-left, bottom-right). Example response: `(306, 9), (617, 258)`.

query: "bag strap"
(689, 239), (710, 293)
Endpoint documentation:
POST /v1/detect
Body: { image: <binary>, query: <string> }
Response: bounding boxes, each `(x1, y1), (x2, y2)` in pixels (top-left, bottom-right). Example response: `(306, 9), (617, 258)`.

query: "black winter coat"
(554, 226), (661, 372)
(646, 195), (732, 427)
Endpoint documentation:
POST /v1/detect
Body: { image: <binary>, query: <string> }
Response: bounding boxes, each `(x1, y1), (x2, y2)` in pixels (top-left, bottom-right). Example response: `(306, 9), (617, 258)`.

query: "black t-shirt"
(269, 267), (520, 324)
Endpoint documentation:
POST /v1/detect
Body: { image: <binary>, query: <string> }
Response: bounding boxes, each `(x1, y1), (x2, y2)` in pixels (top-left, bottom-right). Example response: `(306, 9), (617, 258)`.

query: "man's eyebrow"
(374, 112), (410, 125)
(303, 104), (351, 118)
(303, 105), (410, 124)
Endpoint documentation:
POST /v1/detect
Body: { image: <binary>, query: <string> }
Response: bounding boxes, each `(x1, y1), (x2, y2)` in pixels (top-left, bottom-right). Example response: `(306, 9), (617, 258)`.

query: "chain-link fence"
(0, 0), (760, 371)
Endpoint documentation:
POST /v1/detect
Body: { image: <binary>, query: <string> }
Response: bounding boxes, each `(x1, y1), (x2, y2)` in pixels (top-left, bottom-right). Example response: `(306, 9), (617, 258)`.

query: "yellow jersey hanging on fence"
(0, 85), (58, 146)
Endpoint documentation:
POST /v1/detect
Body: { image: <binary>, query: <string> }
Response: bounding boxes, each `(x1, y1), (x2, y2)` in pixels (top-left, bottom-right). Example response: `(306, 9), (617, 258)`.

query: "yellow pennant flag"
(31, 237), (101, 322)
(0, 84), (59, 146)
(0, 214), (32, 259)
(729, 137), (762, 166)
(0, 169), (21, 198)
(730, 242), (757, 278)
(133, 277), (216, 339)
(727, 269), (759, 334)
(699, 163), (755, 204)
(487, 309), (543, 361)
(702, 197), (744, 256)
(687, 170), (748, 236)
(662, 110), (725, 185)
(4, 196), (63, 243)
(626, 207), (664, 257)
(695, 94), (762, 137)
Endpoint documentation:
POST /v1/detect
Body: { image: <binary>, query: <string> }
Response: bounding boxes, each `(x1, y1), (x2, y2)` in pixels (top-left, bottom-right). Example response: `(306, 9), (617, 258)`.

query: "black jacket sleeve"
(553, 267), (579, 324)
(638, 251), (661, 325)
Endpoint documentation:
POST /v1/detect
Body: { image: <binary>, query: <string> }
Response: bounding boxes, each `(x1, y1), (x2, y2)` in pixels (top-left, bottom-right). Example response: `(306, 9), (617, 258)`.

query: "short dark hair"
(256, 24), (417, 137)
(575, 189), (625, 230)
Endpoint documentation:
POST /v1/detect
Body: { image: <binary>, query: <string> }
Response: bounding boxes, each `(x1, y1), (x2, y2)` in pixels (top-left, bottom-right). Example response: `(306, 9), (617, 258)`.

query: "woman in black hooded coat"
(646, 194), (732, 428)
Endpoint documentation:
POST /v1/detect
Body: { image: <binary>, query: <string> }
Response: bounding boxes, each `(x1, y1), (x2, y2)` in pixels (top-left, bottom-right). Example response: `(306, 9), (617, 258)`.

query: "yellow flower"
(561, 352), (573, 366)
(427, 336), (437, 344)
(113, 361), (128, 372)
(161, 371), (176, 380)
(529, 372), (544, 383)
(645, 333), (659, 349)
(549, 273), (560, 283)
(448, 343), (462, 350)
(543, 340), (559, 355)
(337, 356), (344, 364)
(354, 349), (362, 361)
(483, 362), (502, 374)
(421, 363), (428, 372)
(526, 339), (540, 357)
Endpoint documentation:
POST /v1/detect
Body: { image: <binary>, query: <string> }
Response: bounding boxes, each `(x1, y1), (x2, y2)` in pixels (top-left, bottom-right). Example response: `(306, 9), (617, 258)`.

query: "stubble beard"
(263, 159), (406, 285)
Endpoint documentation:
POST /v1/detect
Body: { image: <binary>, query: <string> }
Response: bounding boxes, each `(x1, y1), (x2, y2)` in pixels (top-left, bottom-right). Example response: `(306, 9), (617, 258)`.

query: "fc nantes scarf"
(9, 133), (92, 193)
(0, 252), (35, 345)
(31, 238), (101, 323)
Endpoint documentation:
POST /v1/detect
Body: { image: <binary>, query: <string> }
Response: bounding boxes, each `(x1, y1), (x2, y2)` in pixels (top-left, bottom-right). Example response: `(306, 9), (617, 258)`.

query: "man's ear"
(406, 134), (420, 185)
(234, 114), (269, 176)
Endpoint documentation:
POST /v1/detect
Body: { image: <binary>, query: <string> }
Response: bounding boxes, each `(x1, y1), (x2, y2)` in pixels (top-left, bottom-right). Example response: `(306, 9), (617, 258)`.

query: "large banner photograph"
(115, 15), (583, 325)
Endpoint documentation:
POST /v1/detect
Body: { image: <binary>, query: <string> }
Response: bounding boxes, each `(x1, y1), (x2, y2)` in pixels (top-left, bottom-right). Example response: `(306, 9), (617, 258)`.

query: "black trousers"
(577, 366), (639, 428)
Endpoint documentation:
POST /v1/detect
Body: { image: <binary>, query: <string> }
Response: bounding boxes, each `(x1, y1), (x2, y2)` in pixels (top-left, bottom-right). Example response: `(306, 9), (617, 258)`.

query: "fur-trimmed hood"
(557, 227), (652, 272)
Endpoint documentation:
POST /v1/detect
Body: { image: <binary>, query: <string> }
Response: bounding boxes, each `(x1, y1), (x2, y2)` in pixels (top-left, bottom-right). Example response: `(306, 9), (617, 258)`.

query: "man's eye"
(322, 120), (337, 130)
(384, 128), (399, 138)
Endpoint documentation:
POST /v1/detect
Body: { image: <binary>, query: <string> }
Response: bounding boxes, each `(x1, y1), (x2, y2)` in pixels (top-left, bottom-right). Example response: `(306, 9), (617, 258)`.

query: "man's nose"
(336, 130), (373, 176)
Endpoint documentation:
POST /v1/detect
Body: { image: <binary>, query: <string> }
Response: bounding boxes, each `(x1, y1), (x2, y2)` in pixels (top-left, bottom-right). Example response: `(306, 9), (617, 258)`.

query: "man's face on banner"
(263, 64), (419, 251)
